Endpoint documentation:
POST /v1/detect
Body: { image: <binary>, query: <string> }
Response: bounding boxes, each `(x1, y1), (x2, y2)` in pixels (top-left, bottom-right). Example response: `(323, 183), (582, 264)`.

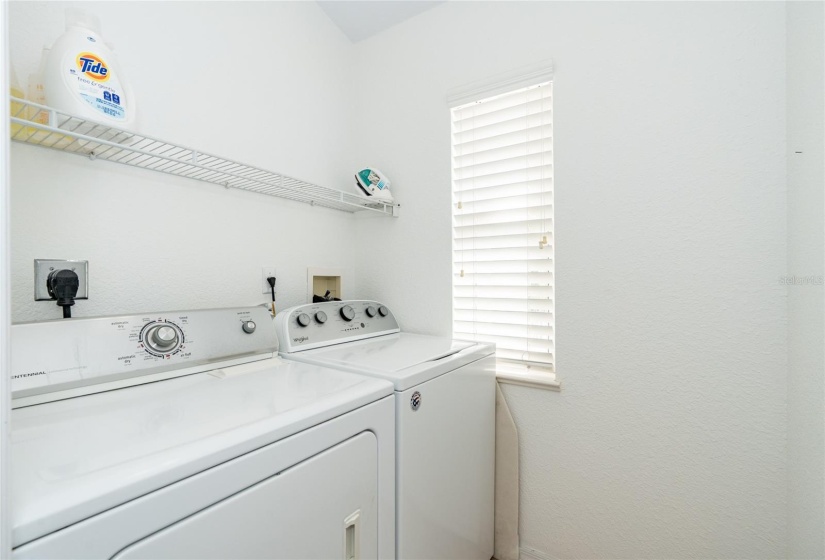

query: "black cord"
(48, 269), (80, 319)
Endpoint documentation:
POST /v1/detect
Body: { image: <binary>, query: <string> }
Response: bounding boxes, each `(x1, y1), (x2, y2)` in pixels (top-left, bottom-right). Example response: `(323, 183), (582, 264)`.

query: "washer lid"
(11, 357), (392, 548)
(288, 333), (493, 391)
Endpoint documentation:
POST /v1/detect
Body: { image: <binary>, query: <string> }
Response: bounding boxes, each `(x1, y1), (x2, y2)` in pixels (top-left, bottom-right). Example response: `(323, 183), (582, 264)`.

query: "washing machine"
(10, 306), (395, 559)
(275, 300), (496, 560)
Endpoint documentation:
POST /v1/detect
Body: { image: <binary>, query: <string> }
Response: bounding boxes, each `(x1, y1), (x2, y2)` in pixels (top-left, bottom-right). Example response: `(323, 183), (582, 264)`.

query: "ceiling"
(317, 1), (444, 43)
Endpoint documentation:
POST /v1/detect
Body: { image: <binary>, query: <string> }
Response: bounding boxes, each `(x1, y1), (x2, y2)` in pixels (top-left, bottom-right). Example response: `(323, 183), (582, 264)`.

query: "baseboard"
(520, 546), (557, 560)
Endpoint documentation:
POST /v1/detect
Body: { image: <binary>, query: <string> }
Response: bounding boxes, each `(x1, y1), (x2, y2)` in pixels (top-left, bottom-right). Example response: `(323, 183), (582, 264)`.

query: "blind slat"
(454, 138), (550, 170)
(455, 231), (552, 249)
(453, 123), (552, 153)
(454, 297), (553, 313)
(454, 245), (553, 262)
(454, 218), (553, 238)
(455, 308), (554, 325)
(453, 98), (552, 130)
(454, 151), (552, 180)
(454, 175), (551, 197)
(455, 322), (553, 341)
(454, 205), (553, 228)
(456, 195), (552, 215)
(496, 348), (554, 366)
(455, 273), (553, 287)
(453, 163), (552, 190)
(454, 261), (553, 275)
(453, 110), (552, 145)
(453, 284), (553, 299)
(452, 332), (554, 354)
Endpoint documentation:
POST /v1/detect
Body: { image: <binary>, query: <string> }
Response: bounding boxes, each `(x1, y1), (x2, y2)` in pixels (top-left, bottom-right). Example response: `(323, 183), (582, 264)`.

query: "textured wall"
(786, 2), (825, 557)
(352, 2), (789, 558)
(9, 1), (360, 322)
(8, 2), (800, 558)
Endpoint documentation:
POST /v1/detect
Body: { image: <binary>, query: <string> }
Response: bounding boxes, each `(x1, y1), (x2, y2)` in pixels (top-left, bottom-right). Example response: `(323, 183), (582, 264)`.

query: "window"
(450, 80), (555, 378)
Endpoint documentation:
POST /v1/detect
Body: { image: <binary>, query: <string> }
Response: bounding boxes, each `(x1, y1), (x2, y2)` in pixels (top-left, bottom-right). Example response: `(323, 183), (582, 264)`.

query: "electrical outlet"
(34, 259), (89, 301)
(261, 267), (277, 296)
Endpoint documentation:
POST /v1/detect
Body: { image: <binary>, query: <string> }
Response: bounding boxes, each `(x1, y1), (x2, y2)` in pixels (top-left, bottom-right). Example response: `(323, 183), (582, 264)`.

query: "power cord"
(267, 276), (276, 315)
(47, 269), (80, 318)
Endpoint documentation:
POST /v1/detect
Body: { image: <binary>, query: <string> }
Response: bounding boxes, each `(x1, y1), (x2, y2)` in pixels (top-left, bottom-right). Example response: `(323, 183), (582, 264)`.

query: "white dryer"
(10, 306), (395, 559)
(275, 300), (496, 560)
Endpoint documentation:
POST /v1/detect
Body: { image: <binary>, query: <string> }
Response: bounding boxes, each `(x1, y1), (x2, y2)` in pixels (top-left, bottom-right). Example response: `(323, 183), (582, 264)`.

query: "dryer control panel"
(11, 306), (276, 406)
(276, 300), (400, 353)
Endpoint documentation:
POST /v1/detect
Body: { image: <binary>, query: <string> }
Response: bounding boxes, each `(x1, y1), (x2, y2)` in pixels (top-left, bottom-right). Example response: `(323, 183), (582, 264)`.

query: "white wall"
(9, 1), (360, 322)
(786, 2), (825, 557)
(352, 2), (789, 558)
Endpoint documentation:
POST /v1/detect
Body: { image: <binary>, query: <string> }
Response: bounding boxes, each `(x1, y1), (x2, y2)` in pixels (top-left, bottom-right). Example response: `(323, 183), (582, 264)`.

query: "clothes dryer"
(11, 306), (395, 559)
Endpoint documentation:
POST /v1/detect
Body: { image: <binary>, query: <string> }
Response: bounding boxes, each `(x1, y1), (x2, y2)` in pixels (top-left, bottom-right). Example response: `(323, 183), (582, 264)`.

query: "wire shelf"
(9, 97), (398, 217)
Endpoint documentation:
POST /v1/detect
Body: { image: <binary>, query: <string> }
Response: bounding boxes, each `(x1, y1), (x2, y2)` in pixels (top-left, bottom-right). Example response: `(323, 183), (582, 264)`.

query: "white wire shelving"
(9, 97), (399, 217)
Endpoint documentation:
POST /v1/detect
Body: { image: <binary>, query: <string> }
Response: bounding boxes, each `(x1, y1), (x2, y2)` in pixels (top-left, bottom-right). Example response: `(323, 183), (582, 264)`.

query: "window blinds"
(451, 81), (554, 372)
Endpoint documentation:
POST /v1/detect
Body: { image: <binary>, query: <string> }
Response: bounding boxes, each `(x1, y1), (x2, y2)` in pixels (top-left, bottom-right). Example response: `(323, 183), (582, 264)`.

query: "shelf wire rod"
(89, 142), (121, 159)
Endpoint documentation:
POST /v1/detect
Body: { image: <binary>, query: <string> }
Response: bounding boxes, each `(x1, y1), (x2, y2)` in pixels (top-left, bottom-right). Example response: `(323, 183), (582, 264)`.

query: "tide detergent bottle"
(45, 9), (136, 128)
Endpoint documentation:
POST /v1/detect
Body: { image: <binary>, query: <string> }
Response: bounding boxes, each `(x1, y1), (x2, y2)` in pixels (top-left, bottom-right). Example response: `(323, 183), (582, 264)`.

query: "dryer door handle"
(343, 510), (360, 560)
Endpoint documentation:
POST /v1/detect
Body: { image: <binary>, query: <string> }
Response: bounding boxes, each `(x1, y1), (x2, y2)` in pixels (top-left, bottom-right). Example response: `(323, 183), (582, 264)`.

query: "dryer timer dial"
(143, 323), (182, 355)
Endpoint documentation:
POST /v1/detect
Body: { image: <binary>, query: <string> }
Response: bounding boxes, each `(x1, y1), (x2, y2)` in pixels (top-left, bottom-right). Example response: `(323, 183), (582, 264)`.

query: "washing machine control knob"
(340, 305), (355, 321)
(378, 305), (389, 317)
(365, 306), (377, 318)
(242, 320), (256, 334)
(296, 313), (311, 327)
(315, 311), (328, 324)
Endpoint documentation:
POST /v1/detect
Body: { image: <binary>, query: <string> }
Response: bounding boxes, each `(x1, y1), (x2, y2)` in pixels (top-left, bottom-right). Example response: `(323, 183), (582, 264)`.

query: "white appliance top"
(294, 332), (473, 372)
(12, 356), (393, 548)
(11, 306), (278, 407)
(284, 333), (492, 390)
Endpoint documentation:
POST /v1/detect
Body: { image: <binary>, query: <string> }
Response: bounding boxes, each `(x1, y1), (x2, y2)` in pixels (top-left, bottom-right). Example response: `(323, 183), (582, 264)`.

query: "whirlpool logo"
(76, 53), (110, 82)
(293, 336), (309, 343)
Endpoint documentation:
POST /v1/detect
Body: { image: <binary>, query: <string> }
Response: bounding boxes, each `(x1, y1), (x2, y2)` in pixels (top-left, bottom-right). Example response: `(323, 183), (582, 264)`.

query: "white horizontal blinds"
(452, 81), (554, 372)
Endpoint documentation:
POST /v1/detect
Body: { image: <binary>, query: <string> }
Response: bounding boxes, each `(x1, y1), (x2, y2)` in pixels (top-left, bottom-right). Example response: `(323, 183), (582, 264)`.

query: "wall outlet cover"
(34, 259), (89, 301)
(261, 267), (278, 296)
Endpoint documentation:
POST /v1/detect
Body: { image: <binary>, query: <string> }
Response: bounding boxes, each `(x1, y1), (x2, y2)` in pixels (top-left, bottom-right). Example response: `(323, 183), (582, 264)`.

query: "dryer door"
(113, 432), (378, 560)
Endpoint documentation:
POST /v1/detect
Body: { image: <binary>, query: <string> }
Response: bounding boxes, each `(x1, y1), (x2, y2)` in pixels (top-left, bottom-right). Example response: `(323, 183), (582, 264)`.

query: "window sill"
(496, 369), (561, 392)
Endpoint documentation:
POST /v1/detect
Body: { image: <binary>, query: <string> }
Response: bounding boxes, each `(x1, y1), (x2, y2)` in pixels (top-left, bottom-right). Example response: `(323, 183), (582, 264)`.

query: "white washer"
(10, 306), (395, 559)
(276, 300), (495, 560)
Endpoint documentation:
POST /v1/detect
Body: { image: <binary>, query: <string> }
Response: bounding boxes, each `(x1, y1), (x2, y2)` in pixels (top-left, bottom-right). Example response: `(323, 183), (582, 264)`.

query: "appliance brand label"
(11, 371), (46, 380)
(76, 52), (110, 82)
(293, 336), (309, 343)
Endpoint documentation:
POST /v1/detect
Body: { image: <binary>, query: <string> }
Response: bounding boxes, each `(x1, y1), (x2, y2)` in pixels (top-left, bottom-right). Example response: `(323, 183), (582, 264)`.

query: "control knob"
(145, 324), (180, 354)
(242, 320), (256, 334)
(296, 313), (311, 327)
(378, 305), (389, 317)
(340, 305), (355, 321)
(365, 306), (377, 318)
(315, 311), (327, 324)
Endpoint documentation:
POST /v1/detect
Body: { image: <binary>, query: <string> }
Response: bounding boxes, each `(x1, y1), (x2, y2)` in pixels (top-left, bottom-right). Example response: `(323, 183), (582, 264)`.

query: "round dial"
(365, 306), (377, 318)
(296, 313), (311, 327)
(378, 305), (389, 317)
(315, 311), (328, 324)
(242, 320), (256, 334)
(340, 305), (355, 321)
(143, 322), (182, 355)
